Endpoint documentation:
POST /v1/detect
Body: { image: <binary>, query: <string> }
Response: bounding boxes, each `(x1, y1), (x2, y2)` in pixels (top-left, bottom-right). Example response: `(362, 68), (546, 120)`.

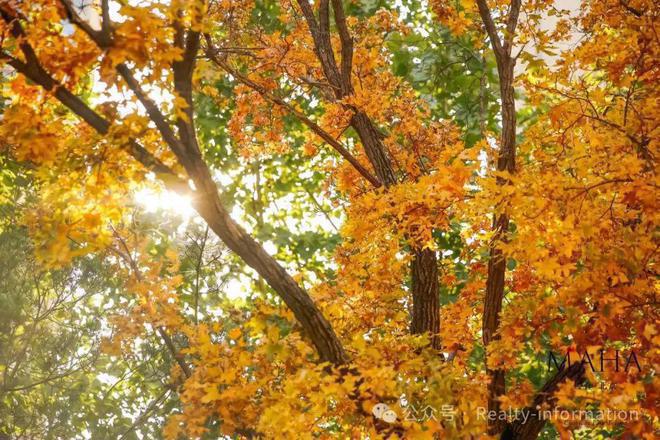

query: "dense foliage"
(0, 0), (657, 438)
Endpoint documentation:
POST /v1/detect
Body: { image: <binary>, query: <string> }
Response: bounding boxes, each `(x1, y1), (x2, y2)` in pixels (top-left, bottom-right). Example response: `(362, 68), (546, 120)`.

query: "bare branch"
(296, 0), (343, 95)
(100, 0), (112, 41)
(114, 64), (195, 172)
(158, 328), (192, 377)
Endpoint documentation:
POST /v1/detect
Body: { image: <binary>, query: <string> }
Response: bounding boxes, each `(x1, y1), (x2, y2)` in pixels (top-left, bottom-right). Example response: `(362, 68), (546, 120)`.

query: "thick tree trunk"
(351, 114), (441, 348)
(483, 58), (517, 435)
(411, 248), (441, 349)
(483, 212), (511, 434)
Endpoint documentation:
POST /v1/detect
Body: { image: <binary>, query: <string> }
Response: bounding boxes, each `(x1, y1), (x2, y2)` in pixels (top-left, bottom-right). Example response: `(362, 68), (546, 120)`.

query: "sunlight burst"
(133, 187), (195, 220)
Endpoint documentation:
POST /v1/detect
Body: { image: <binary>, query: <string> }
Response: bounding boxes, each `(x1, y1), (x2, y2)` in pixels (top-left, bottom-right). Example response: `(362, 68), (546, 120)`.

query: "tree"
(0, 0), (656, 438)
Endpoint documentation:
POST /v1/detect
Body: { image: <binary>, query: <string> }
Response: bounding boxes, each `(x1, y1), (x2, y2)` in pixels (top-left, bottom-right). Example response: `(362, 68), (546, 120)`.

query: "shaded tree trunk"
(411, 248), (441, 349)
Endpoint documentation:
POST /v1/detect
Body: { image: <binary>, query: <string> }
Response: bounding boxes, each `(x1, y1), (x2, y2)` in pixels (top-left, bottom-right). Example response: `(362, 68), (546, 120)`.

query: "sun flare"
(133, 187), (195, 220)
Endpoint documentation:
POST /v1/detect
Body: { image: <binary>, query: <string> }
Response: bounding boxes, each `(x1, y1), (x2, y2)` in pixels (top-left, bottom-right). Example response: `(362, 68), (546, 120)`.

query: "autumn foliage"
(0, 0), (657, 439)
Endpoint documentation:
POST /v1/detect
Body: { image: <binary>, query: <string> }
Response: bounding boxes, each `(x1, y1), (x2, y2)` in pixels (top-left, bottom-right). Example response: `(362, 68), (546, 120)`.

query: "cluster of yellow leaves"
(228, 84), (289, 157)
(103, 242), (186, 355)
(99, 4), (183, 85)
(343, 150), (472, 248)
(160, 289), (492, 438)
(463, 0), (658, 432)
(431, 0), (476, 36)
(0, 0), (100, 87)
(0, 82), (145, 267)
(0, 101), (66, 165)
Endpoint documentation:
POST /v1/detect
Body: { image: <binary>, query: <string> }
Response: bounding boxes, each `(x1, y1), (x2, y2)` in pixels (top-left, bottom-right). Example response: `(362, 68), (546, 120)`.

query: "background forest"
(0, 0), (657, 439)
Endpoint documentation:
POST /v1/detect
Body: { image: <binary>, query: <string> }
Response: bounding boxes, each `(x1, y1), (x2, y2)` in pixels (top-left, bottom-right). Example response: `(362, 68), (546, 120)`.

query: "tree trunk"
(297, 0), (443, 350)
(351, 113), (441, 348)
(189, 159), (349, 364)
(411, 248), (441, 349)
(483, 56), (517, 435)
(473, 0), (520, 428)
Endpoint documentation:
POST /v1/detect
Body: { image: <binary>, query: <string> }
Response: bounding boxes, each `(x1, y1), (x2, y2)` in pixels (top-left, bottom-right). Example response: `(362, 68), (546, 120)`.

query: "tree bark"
(189, 159), (349, 364)
(411, 248), (441, 349)
(474, 0), (521, 434)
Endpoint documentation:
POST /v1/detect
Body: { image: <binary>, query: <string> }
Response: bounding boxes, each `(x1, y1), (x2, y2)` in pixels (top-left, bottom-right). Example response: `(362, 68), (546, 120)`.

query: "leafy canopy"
(0, 0), (657, 439)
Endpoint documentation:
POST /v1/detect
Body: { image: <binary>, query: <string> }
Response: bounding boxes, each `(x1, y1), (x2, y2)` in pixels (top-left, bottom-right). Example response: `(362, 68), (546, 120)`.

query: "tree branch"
(503, 0), (522, 56)
(294, 1), (442, 353)
(1, 53), (181, 186)
(1, 8), (349, 366)
(114, 63), (195, 172)
(296, 0), (343, 95)
(59, 0), (112, 47)
(100, 0), (112, 42)
(158, 327), (192, 377)
(475, 0), (504, 57)
(330, 0), (353, 94)
(117, 388), (171, 440)
(205, 41), (381, 188)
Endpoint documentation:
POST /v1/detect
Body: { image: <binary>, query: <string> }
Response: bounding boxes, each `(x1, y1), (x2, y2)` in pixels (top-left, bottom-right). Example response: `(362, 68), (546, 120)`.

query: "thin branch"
(1, 365), (85, 393)
(57, 3), (196, 169)
(101, 0), (112, 41)
(115, 64), (193, 171)
(59, 0), (112, 47)
(304, 186), (339, 232)
(193, 226), (209, 325)
(619, 0), (644, 17)
(331, 0), (353, 91)
(504, 0), (522, 55)
(205, 41), (381, 188)
(158, 328), (192, 378)
(110, 229), (193, 379)
(60, 0), (101, 41)
(117, 388), (171, 440)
